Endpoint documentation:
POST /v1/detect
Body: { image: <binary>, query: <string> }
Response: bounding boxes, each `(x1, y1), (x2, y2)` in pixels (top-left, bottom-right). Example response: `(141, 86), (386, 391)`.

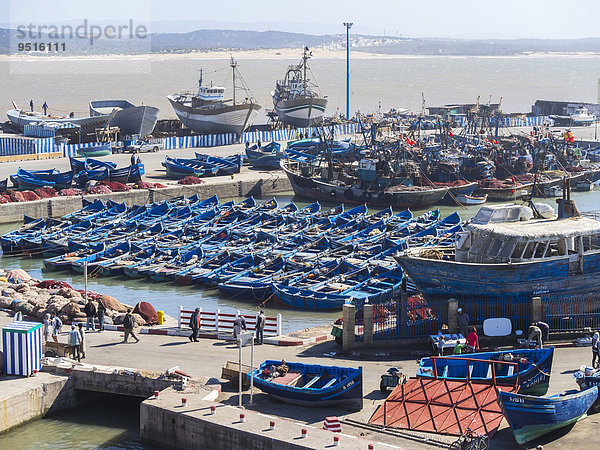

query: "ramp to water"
(369, 377), (515, 437)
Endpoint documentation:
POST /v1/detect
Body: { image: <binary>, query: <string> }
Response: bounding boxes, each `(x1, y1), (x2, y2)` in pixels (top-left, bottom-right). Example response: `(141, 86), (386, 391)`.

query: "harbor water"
(2, 191), (599, 334)
(2, 55), (600, 124)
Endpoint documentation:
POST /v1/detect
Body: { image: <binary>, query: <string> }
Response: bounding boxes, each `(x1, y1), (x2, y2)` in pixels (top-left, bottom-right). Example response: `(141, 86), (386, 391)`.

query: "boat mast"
(231, 57), (237, 106)
(303, 47), (309, 97)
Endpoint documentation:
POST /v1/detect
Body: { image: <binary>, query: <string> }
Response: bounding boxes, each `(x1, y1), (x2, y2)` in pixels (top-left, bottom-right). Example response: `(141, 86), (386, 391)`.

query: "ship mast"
(231, 57), (237, 106)
(303, 47), (309, 96)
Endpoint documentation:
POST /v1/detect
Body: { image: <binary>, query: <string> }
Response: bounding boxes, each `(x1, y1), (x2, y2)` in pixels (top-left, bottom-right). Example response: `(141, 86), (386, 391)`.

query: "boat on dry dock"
(168, 58), (261, 136)
(89, 100), (159, 137)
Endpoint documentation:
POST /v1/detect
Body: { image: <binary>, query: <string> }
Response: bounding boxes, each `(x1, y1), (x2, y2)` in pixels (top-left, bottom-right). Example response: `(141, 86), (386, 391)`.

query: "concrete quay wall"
(0, 373), (73, 433)
(140, 389), (378, 450)
(0, 174), (292, 224)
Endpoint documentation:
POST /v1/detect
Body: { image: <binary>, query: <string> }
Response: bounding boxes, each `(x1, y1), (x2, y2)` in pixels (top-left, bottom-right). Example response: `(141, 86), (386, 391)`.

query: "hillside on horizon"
(1, 27), (600, 56)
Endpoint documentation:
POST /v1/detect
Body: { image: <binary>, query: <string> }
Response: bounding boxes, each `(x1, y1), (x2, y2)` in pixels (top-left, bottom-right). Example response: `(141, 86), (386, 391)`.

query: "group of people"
(188, 308), (267, 345)
(446, 308), (548, 356)
(41, 301), (140, 361)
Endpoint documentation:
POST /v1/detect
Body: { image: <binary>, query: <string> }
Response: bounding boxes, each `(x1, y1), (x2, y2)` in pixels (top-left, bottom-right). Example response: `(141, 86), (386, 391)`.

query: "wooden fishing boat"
(416, 348), (554, 395)
(194, 153), (242, 175)
(162, 157), (219, 179)
(245, 142), (283, 169)
(76, 143), (112, 157)
(497, 386), (598, 445)
(455, 193), (487, 205)
(282, 158), (448, 209)
(249, 360), (362, 409)
(108, 163), (145, 184)
(69, 157), (116, 173)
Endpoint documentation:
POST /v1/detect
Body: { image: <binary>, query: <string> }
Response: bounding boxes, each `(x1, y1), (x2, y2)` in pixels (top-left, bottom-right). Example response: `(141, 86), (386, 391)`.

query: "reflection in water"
(0, 394), (160, 449)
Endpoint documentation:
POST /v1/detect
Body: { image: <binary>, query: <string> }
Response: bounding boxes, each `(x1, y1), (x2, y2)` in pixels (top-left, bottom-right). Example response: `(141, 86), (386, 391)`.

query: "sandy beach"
(1, 48), (600, 62)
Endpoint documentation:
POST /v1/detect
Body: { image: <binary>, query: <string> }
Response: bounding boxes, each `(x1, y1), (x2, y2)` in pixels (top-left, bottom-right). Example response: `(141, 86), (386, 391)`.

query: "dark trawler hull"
(281, 160), (447, 209)
(273, 97), (327, 128)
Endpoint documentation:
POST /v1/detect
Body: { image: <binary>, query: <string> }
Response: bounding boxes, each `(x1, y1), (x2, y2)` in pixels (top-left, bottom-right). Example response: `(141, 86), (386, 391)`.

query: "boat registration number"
(509, 397), (525, 403)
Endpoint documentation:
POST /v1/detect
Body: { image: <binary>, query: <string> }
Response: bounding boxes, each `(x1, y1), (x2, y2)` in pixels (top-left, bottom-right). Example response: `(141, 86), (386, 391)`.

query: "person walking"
(188, 308), (200, 342)
(78, 323), (86, 359)
(84, 298), (96, 331)
(130, 152), (136, 165)
(122, 309), (139, 343)
(68, 325), (81, 362)
(233, 315), (247, 339)
(97, 299), (106, 332)
(255, 310), (266, 345)
(467, 327), (479, 353)
(42, 101), (48, 115)
(457, 307), (469, 339)
(43, 313), (51, 342)
(29, 99), (34, 112)
(593, 332), (600, 369)
(51, 313), (62, 343)
(527, 323), (543, 349)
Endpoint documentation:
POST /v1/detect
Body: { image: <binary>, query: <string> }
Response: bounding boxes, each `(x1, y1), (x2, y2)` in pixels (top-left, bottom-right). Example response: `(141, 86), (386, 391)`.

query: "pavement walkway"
(0, 310), (598, 449)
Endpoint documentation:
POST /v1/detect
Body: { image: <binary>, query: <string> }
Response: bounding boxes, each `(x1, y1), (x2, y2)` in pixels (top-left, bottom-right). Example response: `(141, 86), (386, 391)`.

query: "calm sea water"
(1, 55), (600, 121)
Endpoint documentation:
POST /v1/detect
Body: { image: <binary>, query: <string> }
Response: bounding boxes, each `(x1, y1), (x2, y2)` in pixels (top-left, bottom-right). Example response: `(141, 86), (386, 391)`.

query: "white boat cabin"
(197, 84), (225, 102)
(456, 205), (600, 264)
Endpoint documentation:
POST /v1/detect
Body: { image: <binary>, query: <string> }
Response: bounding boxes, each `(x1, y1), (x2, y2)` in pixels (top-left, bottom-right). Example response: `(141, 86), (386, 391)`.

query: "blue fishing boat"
(195, 153), (242, 175)
(73, 168), (109, 187)
(69, 157), (116, 173)
(249, 360), (363, 409)
(12, 168), (74, 190)
(245, 142), (283, 169)
(396, 201), (600, 302)
(108, 163), (145, 184)
(162, 157), (219, 179)
(416, 347), (554, 396)
(0, 178), (7, 192)
(498, 386), (598, 445)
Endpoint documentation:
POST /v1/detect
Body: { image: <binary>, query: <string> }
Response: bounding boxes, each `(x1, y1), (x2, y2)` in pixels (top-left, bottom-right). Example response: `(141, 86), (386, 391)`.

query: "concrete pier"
(140, 387), (384, 450)
(0, 372), (73, 433)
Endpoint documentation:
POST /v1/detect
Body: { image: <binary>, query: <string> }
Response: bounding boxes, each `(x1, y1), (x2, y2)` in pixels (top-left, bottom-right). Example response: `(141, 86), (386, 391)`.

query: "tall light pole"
(343, 22), (353, 120)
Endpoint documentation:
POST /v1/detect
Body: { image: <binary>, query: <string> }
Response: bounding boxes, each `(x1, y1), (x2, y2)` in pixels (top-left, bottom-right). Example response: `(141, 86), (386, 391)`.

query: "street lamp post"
(343, 22), (353, 120)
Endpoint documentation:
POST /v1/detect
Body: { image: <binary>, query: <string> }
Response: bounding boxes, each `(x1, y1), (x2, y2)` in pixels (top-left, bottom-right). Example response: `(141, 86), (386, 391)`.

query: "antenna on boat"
(303, 47), (311, 96)
(198, 69), (203, 88)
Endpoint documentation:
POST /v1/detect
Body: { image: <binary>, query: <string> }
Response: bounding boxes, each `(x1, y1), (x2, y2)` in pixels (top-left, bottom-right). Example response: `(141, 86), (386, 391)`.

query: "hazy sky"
(4, 0), (600, 39)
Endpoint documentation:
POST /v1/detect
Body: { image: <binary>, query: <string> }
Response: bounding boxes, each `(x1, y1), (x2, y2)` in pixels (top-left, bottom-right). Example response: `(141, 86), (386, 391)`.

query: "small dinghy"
(249, 360), (363, 409)
(497, 386), (598, 445)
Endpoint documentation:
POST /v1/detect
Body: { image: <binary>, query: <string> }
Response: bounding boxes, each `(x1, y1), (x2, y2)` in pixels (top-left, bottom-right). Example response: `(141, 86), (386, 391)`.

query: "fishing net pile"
(132, 181), (166, 189)
(86, 185), (112, 195)
(34, 187), (58, 198)
(98, 181), (130, 192)
(178, 176), (205, 185)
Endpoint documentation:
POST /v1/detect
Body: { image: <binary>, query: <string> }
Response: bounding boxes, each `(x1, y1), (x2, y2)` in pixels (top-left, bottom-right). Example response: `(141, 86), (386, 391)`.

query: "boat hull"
(498, 387), (598, 445)
(168, 97), (260, 136)
(417, 348), (554, 396)
(396, 252), (600, 301)
(249, 360), (363, 409)
(90, 100), (160, 137)
(7, 109), (109, 135)
(273, 97), (327, 128)
(281, 161), (448, 209)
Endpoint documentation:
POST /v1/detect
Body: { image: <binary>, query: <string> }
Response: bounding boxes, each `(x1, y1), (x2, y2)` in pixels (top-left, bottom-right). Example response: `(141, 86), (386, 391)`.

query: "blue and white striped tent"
(2, 321), (43, 376)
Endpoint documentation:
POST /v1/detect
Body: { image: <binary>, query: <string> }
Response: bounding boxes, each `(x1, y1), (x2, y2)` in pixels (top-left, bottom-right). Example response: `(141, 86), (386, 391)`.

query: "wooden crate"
(221, 361), (251, 387)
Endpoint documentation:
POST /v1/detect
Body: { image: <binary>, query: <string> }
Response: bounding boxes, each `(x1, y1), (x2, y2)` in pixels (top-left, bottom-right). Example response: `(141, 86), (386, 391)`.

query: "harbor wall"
(0, 173), (293, 224)
(0, 373), (74, 434)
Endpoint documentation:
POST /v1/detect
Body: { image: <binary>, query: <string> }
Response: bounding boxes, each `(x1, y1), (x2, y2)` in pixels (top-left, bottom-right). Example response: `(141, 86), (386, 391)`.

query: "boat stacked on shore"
(0, 195), (463, 310)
